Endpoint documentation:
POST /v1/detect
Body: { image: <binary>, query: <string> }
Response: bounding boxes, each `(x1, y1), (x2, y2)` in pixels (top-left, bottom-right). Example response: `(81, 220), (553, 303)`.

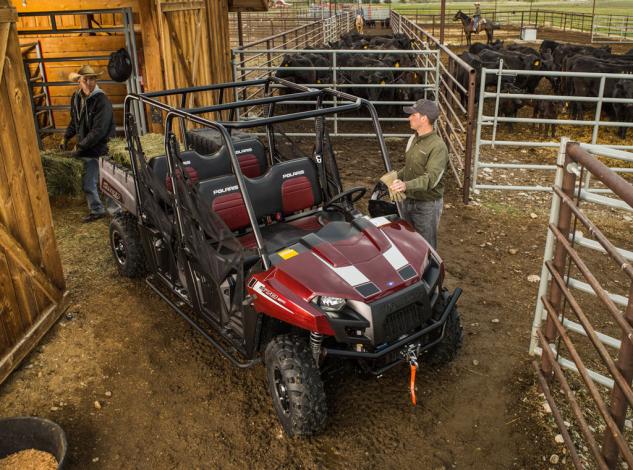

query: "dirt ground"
(0, 133), (576, 469)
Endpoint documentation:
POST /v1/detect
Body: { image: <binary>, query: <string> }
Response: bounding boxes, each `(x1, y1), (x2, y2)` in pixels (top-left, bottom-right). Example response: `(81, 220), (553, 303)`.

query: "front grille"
(382, 303), (424, 343)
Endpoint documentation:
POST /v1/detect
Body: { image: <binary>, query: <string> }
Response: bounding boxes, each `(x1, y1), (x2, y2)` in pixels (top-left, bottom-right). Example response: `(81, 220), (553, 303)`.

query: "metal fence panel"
(531, 139), (633, 468)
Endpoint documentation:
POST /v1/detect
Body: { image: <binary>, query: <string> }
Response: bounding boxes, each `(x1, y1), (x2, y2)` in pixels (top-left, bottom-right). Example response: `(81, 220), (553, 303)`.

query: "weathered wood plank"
(0, 291), (69, 386)
(0, 224), (63, 303)
(3, 21), (65, 290)
(0, 252), (25, 355)
(160, 1), (204, 13)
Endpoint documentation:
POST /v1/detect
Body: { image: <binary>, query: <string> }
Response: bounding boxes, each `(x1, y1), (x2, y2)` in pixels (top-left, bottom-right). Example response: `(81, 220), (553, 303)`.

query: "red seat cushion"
(165, 166), (199, 193)
(238, 153), (262, 178)
(212, 193), (249, 231)
(281, 176), (315, 215)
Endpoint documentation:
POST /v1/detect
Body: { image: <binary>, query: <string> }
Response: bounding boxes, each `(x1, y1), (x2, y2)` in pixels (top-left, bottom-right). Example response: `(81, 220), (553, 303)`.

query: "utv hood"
(265, 217), (431, 303)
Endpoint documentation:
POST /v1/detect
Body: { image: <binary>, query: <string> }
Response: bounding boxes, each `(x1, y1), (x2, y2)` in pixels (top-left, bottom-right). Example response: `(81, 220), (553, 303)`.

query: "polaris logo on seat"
(282, 170), (305, 179)
(213, 185), (238, 195)
(235, 147), (253, 155)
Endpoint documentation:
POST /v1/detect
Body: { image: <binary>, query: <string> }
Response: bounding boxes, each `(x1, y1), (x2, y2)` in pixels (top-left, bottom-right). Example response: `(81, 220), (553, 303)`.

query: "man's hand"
(59, 138), (68, 151)
(390, 179), (406, 193)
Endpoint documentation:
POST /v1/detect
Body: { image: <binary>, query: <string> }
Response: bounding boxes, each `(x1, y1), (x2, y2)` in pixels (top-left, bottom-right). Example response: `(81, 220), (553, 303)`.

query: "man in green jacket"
(390, 99), (448, 250)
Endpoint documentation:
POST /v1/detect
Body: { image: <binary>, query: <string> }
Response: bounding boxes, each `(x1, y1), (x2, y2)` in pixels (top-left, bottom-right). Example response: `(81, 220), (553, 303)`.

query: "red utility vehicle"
(100, 78), (462, 436)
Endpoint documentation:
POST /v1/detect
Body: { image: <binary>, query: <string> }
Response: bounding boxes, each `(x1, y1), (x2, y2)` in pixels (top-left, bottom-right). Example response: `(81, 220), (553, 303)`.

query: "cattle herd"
(458, 40), (633, 138)
(271, 28), (633, 139)
(274, 32), (427, 114)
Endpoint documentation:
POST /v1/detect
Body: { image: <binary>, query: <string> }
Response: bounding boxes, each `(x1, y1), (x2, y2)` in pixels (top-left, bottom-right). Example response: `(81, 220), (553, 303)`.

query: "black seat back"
(198, 157), (322, 232)
(148, 138), (268, 191)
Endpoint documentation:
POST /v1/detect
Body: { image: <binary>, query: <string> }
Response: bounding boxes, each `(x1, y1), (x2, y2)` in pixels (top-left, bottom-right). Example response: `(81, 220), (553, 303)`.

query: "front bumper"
(322, 287), (461, 373)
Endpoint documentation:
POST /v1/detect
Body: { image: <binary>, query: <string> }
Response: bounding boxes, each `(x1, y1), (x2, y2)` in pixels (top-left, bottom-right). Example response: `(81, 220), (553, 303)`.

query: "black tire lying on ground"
(264, 334), (328, 437)
(109, 213), (147, 278)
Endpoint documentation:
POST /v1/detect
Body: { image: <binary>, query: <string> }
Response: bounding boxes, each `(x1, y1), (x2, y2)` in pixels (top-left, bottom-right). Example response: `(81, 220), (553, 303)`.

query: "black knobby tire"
(109, 213), (146, 278)
(264, 334), (327, 437)
(425, 306), (463, 366)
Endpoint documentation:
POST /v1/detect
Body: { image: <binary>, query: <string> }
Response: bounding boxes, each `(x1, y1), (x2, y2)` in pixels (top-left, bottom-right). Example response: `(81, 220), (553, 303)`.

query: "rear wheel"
(264, 334), (327, 437)
(109, 213), (146, 278)
(425, 306), (463, 366)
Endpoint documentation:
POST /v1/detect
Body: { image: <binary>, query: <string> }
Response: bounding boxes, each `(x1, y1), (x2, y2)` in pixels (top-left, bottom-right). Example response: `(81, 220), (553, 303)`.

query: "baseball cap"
(403, 99), (440, 121)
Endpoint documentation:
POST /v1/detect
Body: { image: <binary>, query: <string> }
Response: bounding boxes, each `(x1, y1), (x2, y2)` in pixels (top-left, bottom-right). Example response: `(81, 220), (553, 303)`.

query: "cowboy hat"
(69, 64), (102, 81)
(474, 1), (481, 4)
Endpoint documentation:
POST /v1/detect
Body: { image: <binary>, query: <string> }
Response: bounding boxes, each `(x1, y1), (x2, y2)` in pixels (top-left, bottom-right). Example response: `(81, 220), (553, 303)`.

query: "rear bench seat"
(149, 138), (267, 191)
(198, 158), (322, 247)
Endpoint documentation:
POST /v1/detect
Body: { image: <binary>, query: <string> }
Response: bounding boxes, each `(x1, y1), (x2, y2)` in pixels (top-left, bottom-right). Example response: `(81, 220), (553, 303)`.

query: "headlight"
(314, 296), (346, 312)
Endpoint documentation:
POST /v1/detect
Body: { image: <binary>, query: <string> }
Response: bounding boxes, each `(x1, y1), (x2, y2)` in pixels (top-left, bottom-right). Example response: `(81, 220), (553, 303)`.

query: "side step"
(146, 276), (261, 369)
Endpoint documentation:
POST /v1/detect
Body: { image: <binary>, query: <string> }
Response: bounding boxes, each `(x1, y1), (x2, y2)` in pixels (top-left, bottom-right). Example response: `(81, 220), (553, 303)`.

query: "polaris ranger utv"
(100, 77), (462, 436)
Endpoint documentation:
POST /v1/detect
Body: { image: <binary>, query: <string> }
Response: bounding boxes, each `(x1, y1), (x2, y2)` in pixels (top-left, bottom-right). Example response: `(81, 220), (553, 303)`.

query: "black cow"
(613, 79), (633, 139)
(531, 99), (563, 137)
(539, 40), (561, 55)
(567, 56), (633, 120)
(468, 40), (503, 55)
(498, 83), (526, 131)
(478, 49), (542, 92)
(276, 54), (316, 84)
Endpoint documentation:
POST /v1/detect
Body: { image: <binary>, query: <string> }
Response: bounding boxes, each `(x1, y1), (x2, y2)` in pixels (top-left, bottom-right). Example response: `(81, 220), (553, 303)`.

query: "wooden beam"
(0, 291), (69, 386)
(159, 1), (204, 13)
(0, 223), (63, 303)
(0, 6), (17, 24)
(1, 20), (65, 290)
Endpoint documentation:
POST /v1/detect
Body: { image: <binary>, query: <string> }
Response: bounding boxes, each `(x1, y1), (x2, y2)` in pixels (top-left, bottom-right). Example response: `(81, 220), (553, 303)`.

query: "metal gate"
(18, 8), (145, 146)
(531, 139), (633, 468)
(592, 14), (633, 43)
(472, 66), (633, 194)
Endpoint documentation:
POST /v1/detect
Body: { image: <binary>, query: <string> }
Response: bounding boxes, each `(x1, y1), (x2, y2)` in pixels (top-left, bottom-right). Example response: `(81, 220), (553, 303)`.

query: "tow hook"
(402, 346), (419, 406)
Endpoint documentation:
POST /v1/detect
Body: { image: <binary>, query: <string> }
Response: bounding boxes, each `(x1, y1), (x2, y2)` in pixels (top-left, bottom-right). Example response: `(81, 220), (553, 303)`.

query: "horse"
(355, 14), (364, 35)
(453, 10), (499, 46)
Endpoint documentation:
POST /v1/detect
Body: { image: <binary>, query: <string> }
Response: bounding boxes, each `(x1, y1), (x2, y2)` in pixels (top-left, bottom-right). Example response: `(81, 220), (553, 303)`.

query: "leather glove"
(59, 138), (68, 151)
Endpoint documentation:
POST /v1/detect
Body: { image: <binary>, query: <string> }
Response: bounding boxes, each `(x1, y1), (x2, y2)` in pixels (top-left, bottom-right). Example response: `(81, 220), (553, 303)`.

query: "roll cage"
(124, 76), (397, 270)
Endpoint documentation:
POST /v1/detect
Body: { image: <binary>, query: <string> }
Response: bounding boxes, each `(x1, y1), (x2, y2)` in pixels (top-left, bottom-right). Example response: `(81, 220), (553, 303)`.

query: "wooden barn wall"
(0, 0), (67, 384)
(16, 8), (138, 129)
(15, 0), (234, 131)
(157, 0), (232, 114)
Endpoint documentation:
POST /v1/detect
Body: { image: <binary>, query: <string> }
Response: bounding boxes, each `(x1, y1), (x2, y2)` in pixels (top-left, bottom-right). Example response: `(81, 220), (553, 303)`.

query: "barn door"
(0, 1), (67, 385)
(157, 0), (208, 109)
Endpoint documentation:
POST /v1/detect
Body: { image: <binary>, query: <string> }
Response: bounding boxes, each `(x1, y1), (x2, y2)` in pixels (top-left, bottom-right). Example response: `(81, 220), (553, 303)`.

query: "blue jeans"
(403, 198), (443, 250)
(81, 157), (105, 215)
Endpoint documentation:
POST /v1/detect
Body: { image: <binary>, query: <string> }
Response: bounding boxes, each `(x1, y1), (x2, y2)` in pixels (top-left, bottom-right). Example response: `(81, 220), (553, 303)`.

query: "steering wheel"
(323, 186), (367, 213)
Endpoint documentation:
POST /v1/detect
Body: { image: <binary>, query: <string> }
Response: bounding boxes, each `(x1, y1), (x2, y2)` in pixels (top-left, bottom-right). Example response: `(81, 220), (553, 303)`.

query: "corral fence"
(592, 14), (633, 44)
(401, 9), (633, 46)
(229, 9), (326, 48)
(392, 11), (475, 200)
(231, 15), (441, 131)
(530, 139), (633, 469)
(17, 8), (145, 147)
(472, 66), (633, 195)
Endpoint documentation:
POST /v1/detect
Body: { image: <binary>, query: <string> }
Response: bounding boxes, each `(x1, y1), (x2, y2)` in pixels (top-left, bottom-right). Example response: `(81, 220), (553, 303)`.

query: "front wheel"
(425, 306), (463, 366)
(264, 334), (327, 437)
(109, 213), (146, 278)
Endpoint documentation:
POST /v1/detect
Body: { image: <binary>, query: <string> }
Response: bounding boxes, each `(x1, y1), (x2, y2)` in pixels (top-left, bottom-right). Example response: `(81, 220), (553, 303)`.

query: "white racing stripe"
(312, 253), (370, 287)
(383, 236), (409, 271)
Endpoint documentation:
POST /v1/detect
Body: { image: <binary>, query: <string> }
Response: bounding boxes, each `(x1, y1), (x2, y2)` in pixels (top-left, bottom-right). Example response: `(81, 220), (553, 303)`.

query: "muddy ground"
(0, 133), (577, 469)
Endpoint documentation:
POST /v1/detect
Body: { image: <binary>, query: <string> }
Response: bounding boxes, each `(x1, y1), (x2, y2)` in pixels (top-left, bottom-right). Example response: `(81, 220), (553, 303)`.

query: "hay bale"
(41, 151), (84, 197)
(108, 133), (168, 168)
(41, 134), (172, 198)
